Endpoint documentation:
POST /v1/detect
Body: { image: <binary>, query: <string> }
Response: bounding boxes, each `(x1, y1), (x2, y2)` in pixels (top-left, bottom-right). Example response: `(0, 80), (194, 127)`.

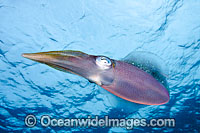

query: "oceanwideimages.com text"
(25, 115), (175, 129)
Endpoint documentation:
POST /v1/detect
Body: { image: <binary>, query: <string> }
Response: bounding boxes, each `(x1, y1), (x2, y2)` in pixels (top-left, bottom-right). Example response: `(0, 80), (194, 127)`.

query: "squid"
(22, 50), (169, 105)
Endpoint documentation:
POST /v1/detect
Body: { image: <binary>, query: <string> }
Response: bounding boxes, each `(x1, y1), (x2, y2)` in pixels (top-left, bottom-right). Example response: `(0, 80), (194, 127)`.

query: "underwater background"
(0, 0), (200, 132)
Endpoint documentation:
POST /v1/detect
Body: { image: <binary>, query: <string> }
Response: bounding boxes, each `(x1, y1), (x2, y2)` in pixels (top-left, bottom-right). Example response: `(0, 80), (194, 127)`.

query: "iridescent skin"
(101, 61), (169, 105)
(22, 50), (169, 105)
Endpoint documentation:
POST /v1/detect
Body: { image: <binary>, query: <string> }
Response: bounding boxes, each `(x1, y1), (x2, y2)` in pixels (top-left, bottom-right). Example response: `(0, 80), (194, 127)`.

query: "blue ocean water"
(0, 0), (200, 132)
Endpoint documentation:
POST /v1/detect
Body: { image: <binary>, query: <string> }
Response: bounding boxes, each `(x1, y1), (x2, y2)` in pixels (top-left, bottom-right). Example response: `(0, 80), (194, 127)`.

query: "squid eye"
(96, 56), (112, 69)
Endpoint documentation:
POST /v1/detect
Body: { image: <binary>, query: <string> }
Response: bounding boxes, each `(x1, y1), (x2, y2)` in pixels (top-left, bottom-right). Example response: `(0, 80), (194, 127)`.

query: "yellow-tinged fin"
(39, 50), (89, 57)
(44, 63), (73, 74)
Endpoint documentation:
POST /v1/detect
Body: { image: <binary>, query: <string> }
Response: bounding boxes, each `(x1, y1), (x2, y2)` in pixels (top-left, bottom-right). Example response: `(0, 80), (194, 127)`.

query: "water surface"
(0, 0), (199, 132)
